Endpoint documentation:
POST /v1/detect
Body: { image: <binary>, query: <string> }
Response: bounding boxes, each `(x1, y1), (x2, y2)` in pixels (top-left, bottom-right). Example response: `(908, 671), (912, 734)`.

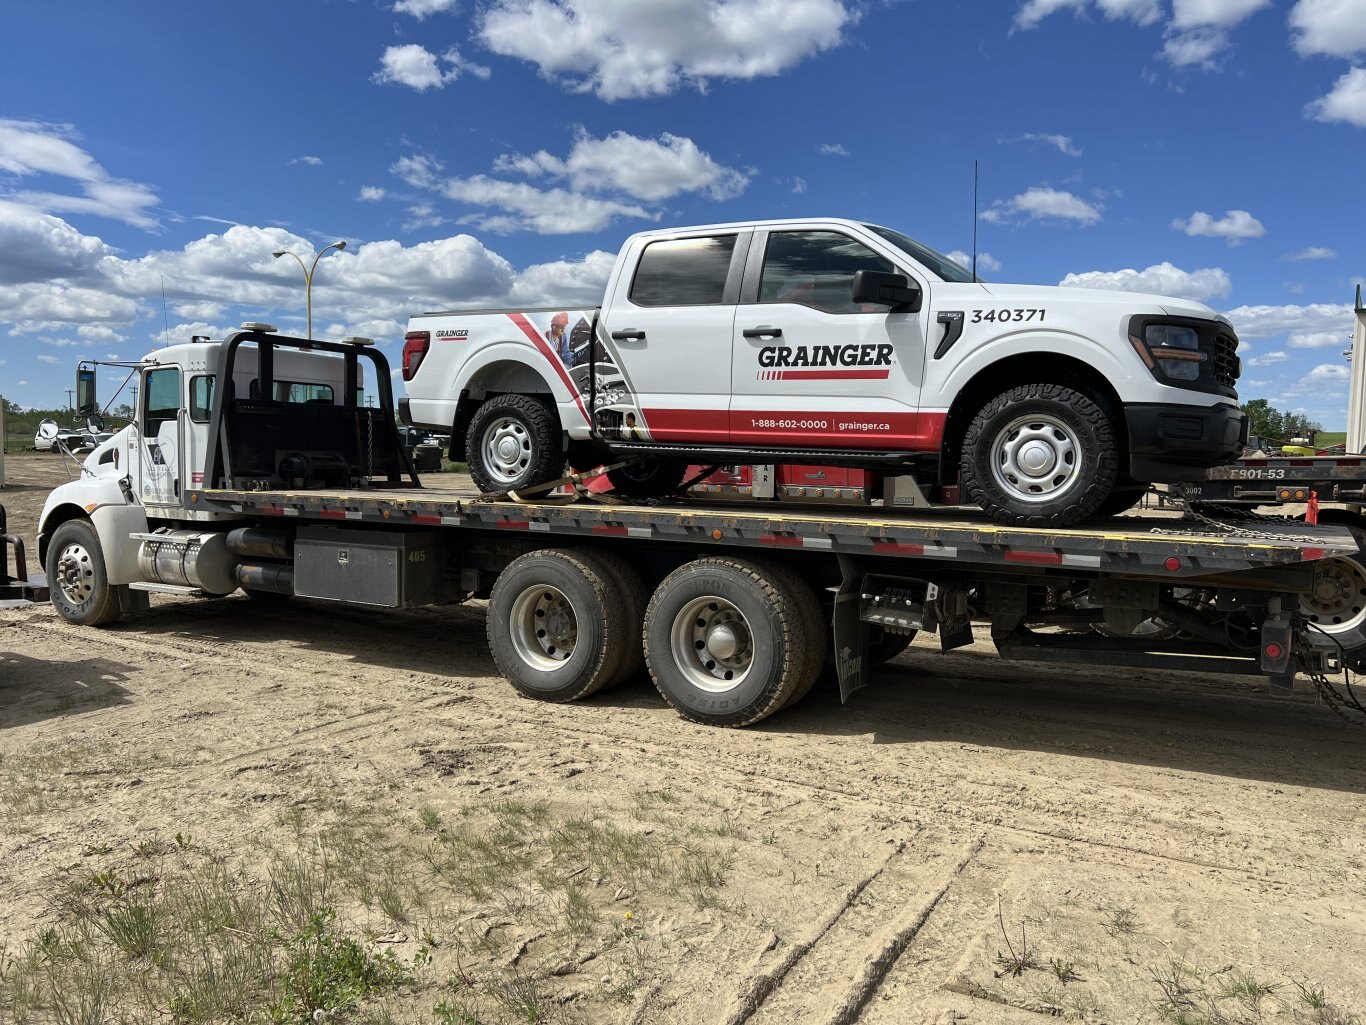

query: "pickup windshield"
(864, 224), (979, 283)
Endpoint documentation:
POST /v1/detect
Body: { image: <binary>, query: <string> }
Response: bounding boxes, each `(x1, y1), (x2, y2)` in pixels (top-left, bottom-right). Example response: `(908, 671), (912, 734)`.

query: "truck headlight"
(1129, 321), (1207, 382)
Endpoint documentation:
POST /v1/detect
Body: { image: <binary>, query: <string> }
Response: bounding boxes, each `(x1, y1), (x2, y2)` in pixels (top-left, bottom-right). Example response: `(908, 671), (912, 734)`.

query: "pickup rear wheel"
(644, 557), (815, 726)
(487, 549), (629, 702)
(47, 519), (122, 627)
(606, 460), (689, 499)
(961, 383), (1119, 527)
(466, 395), (562, 495)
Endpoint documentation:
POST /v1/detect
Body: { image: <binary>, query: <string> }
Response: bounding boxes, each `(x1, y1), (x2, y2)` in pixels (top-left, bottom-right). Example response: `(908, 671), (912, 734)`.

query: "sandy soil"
(1, 452), (1364, 1023)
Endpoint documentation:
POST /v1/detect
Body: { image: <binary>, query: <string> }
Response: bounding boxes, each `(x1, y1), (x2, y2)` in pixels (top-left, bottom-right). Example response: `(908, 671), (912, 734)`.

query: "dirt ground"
(1, 451), (1364, 1024)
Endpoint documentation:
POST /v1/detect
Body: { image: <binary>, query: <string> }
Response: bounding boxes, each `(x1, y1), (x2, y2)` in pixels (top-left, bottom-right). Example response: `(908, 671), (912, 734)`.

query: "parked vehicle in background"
(402, 217), (1245, 527)
(397, 425), (444, 472)
(33, 420), (87, 452)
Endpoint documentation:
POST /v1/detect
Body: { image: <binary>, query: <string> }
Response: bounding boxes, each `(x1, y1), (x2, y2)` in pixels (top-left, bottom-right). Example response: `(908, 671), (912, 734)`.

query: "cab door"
(136, 365), (183, 509)
(596, 231), (749, 444)
(730, 229), (932, 450)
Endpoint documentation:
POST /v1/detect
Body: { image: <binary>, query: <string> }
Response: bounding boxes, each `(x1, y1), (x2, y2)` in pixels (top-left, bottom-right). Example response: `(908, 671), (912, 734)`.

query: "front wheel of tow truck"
(487, 549), (630, 702)
(606, 459), (689, 499)
(644, 557), (822, 726)
(465, 395), (563, 495)
(960, 383), (1119, 528)
(47, 519), (122, 627)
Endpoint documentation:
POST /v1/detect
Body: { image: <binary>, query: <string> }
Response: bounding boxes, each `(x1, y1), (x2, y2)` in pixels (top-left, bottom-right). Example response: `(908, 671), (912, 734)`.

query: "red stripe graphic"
(1003, 549), (1063, 565)
(411, 514), (442, 525)
(506, 312), (589, 426)
(773, 369), (891, 381)
(873, 541), (925, 555)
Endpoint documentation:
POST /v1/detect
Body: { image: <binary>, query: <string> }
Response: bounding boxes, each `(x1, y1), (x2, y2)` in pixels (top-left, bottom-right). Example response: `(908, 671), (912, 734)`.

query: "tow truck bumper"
(1126, 401), (1247, 483)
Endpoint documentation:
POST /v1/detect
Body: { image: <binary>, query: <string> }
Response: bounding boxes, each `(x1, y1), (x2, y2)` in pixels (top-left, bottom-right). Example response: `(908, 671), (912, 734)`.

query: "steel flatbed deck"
(196, 482), (1356, 583)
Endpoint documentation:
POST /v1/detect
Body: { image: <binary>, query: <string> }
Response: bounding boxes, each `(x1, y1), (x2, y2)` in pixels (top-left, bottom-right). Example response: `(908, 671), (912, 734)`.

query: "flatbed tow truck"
(35, 328), (1366, 728)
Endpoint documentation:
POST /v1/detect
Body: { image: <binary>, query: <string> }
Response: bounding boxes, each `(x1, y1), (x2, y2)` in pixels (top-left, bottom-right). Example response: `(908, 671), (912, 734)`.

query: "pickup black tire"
(1093, 480), (1149, 518)
(466, 395), (562, 495)
(607, 460), (689, 499)
(487, 549), (628, 702)
(960, 383), (1119, 528)
(644, 557), (815, 726)
(47, 519), (122, 627)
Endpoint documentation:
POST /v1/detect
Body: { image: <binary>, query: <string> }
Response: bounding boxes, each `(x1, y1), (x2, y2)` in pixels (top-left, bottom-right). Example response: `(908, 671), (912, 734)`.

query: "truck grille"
(1212, 333), (1239, 390)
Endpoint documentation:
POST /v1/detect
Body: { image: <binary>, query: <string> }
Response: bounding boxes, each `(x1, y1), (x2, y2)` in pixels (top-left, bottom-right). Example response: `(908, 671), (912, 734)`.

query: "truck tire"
(960, 383), (1119, 528)
(47, 519), (122, 627)
(574, 548), (648, 687)
(606, 460), (689, 499)
(487, 549), (628, 702)
(644, 557), (816, 726)
(466, 395), (562, 495)
(1093, 480), (1148, 518)
(1298, 515), (1366, 656)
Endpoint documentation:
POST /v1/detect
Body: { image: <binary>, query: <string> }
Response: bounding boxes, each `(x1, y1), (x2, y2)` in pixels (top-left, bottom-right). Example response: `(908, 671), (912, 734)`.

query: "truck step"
(603, 441), (934, 468)
(127, 581), (206, 596)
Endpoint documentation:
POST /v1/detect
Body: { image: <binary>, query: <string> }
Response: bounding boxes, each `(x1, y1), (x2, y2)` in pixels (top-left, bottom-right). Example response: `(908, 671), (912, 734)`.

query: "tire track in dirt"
(728, 837), (985, 1025)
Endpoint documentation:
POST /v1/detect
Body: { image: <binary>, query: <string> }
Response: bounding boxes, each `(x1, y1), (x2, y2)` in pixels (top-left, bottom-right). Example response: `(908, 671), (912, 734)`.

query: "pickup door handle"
(611, 329), (646, 341)
(743, 326), (783, 339)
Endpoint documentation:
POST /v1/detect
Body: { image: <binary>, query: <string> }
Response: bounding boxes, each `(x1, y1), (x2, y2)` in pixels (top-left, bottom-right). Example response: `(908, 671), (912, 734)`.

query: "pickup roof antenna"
(971, 160), (979, 283)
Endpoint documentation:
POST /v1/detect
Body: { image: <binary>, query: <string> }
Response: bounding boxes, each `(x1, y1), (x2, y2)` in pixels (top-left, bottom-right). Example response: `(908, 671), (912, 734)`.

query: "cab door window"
(759, 231), (893, 314)
(143, 367), (182, 434)
(629, 235), (737, 306)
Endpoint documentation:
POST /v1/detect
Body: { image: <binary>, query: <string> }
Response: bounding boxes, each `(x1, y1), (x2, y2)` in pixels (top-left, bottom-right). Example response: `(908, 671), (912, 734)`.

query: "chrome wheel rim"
(670, 595), (752, 693)
(55, 542), (96, 606)
(481, 417), (532, 486)
(508, 585), (577, 672)
(989, 413), (1082, 503)
(1300, 556), (1366, 635)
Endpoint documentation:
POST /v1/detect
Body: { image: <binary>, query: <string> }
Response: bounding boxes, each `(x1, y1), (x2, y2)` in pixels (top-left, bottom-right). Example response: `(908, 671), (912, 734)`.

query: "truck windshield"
(863, 225), (979, 283)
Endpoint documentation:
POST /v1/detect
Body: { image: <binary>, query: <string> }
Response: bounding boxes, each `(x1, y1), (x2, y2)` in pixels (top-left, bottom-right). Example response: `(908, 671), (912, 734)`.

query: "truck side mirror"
(76, 366), (97, 418)
(38, 419), (59, 442)
(851, 270), (922, 312)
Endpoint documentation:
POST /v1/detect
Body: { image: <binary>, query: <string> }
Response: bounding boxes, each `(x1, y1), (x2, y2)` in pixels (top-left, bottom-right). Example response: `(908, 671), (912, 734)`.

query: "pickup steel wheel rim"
(481, 418), (533, 485)
(671, 596), (752, 693)
(990, 413), (1082, 503)
(55, 542), (96, 606)
(1299, 556), (1366, 634)
(508, 585), (578, 670)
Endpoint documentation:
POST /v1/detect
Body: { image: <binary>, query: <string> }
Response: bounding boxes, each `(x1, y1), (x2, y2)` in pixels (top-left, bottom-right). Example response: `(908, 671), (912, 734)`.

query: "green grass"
(0, 797), (734, 1023)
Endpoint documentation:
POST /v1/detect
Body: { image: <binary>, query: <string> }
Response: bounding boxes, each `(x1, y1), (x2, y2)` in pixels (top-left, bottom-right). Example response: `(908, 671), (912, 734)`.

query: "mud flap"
(833, 554), (870, 703)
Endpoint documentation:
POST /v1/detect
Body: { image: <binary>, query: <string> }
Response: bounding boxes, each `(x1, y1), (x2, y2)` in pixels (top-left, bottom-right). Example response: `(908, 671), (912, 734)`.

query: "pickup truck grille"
(1211, 332), (1239, 390)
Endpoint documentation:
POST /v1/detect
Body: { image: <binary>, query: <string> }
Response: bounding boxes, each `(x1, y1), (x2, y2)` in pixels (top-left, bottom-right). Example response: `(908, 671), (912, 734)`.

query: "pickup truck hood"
(963, 282), (1224, 324)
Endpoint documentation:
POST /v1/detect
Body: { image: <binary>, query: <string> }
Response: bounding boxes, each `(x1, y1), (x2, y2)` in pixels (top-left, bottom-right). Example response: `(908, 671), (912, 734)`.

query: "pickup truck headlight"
(1129, 321), (1208, 383)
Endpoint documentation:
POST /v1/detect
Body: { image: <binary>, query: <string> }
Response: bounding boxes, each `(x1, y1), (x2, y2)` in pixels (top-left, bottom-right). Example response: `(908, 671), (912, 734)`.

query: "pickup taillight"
(402, 330), (430, 381)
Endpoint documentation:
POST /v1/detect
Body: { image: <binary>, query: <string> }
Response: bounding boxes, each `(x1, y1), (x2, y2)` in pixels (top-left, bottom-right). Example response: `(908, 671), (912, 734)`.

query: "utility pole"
(1348, 285), (1366, 454)
(66, 389), (74, 413)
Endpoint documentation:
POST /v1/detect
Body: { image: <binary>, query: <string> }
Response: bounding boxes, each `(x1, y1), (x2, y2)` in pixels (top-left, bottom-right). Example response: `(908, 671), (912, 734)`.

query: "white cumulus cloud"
(947, 251), (1003, 273)
(477, 0), (853, 100)
(1282, 246), (1336, 261)
(0, 119), (160, 229)
(1222, 302), (1354, 339)
(393, 0), (458, 18)
(1171, 209), (1265, 243)
(1289, 330), (1349, 348)
(819, 143), (850, 156)
(494, 130), (750, 202)
(982, 186), (1102, 225)
(1170, 0), (1272, 29)
(1059, 262), (1232, 301)
(1306, 67), (1366, 128)
(1307, 363), (1350, 381)
(1290, 0), (1366, 58)
(1014, 0), (1163, 32)
(373, 44), (489, 91)
(1016, 133), (1083, 156)
(1246, 350), (1288, 366)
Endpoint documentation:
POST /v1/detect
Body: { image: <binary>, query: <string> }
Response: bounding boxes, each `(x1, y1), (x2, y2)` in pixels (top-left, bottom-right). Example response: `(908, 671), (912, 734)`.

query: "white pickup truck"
(401, 218), (1245, 525)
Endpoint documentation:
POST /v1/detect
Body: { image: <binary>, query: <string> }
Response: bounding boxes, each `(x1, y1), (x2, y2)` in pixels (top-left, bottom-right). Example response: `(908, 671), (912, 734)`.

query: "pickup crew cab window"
(630, 235), (737, 306)
(759, 231), (894, 314)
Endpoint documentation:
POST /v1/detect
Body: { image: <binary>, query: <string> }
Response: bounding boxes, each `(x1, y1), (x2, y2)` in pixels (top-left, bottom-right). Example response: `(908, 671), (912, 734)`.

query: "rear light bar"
(402, 330), (430, 381)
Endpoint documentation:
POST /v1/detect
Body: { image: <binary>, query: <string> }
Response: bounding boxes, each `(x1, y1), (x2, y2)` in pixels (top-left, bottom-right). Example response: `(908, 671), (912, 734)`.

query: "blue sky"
(1, 0), (1362, 425)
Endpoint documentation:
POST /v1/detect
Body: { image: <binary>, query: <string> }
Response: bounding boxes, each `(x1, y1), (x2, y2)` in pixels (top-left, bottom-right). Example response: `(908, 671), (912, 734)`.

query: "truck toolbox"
(294, 527), (446, 607)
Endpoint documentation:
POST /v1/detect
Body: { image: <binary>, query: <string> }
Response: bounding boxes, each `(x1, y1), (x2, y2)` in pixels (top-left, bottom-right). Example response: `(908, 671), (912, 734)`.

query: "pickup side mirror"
(851, 270), (922, 312)
(38, 418), (59, 442)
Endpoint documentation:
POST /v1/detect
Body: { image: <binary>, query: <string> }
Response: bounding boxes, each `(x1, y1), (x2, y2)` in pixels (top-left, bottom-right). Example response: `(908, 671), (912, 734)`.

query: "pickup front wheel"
(466, 395), (562, 494)
(961, 383), (1119, 527)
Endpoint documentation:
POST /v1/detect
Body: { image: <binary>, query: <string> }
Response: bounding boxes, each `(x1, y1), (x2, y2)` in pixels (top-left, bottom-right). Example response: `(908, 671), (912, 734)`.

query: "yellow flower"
(623, 911), (635, 920)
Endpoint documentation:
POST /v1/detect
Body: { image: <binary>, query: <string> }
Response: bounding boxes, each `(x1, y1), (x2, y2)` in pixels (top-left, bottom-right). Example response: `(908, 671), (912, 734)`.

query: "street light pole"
(272, 240), (347, 339)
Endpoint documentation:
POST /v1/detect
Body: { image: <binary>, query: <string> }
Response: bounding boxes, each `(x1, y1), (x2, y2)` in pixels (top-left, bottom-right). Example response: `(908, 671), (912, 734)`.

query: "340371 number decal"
(971, 308), (1046, 323)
